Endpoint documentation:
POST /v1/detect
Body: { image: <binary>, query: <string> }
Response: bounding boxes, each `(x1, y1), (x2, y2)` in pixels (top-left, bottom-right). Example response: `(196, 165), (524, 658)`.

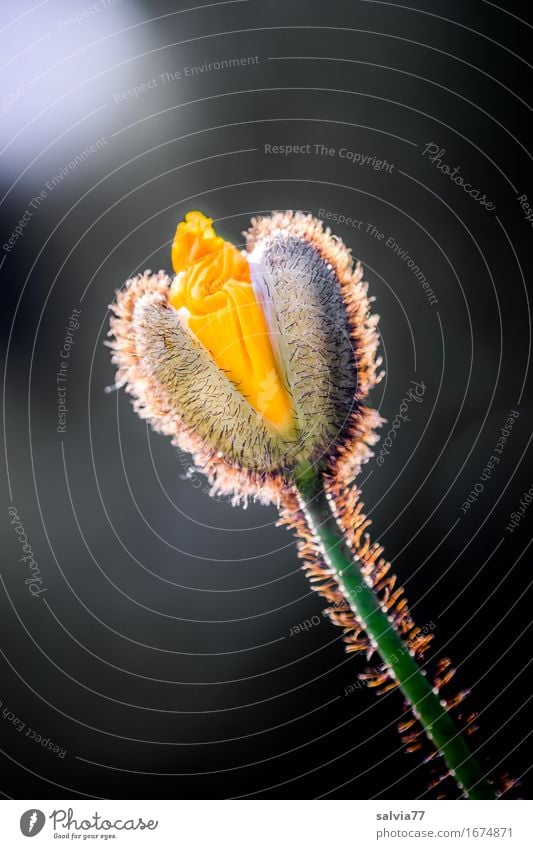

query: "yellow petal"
(169, 212), (294, 434)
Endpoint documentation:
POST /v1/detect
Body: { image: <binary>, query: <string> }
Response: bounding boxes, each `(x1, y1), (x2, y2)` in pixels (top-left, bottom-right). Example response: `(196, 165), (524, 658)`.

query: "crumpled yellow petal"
(169, 211), (294, 435)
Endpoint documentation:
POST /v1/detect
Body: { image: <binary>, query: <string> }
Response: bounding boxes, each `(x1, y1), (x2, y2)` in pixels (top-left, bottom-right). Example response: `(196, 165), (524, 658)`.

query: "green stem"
(294, 461), (496, 800)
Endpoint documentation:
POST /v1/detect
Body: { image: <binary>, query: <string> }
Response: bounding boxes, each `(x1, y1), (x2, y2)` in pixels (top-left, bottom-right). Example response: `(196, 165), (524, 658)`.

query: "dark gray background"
(1, 0), (532, 799)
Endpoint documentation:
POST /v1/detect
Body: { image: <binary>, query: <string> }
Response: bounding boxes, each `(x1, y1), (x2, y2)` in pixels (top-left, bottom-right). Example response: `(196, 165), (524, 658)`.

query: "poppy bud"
(108, 211), (382, 503)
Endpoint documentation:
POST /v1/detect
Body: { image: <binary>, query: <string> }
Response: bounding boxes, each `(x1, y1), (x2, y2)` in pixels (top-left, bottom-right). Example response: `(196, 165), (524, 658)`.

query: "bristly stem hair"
(294, 461), (496, 800)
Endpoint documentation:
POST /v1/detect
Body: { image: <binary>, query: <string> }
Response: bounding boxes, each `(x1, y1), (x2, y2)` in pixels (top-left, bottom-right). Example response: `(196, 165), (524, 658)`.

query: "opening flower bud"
(108, 211), (382, 503)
